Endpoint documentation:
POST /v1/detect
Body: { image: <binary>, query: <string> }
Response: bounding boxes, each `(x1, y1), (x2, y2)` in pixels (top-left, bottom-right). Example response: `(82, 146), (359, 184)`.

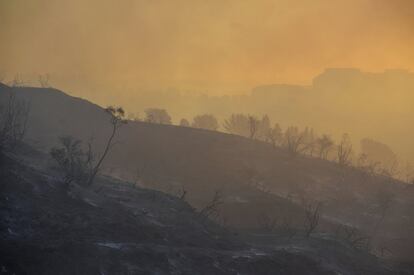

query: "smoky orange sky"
(1, 0), (414, 92)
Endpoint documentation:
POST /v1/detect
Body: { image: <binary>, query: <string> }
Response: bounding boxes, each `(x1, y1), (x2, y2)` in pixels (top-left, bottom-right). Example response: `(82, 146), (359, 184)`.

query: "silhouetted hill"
(1, 84), (413, 263)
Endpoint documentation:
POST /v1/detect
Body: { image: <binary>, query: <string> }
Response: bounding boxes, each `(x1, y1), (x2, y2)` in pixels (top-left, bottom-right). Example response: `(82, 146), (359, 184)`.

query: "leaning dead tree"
(50, 106), (127, 187)
(87, 106), (127, 186)
(0, 91), (30, 155)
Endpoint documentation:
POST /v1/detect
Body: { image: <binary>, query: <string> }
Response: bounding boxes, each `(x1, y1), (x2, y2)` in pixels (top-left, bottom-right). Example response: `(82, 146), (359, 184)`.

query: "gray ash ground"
(1, 152), (409, 275)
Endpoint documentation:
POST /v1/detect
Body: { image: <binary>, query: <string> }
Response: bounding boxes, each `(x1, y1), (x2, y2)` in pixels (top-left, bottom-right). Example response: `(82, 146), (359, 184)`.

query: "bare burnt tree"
(179, 118), (190, 127)
(316, 134), (334, 159)
(357, 153), (381, 176)
(303, 201), (322, 237)
(144, 108), (172, 124)
(379, 159), (399, 178)
(301, 127), (316, 156)
(87, 106), (127, 186)
(337, 133), (353, 166)
(284, 126), (306, 156)
(223, 113), (250, 137)
(256, 115), (271, 141)
(248, 115), (259, 139)
(38, 74), (50, 88)
(266, 123), (283, 148)
(0, 91), (30, 154)
(334, 224), (371, 251)
(360, 138), (399, 177)
(191, 114), (219, 131)
(223, 113), (268, 140)
(198, 190), (224, 220)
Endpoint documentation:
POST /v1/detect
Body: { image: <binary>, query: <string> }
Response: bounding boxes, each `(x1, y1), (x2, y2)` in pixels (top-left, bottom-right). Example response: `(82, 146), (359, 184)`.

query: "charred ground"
(0, 84), (413, 274)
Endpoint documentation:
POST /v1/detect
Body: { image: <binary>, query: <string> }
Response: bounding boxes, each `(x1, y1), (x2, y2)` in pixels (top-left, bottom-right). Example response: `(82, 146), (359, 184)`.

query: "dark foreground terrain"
(0, 149), (407, 275)
(1, 84), (413, 261)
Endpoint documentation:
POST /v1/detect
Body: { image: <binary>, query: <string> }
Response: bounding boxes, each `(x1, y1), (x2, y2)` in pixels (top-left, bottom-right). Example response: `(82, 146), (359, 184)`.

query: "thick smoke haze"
(2, 3), (414, 270)
(1, 0), (413, 92)
(1, 0), (414, 163)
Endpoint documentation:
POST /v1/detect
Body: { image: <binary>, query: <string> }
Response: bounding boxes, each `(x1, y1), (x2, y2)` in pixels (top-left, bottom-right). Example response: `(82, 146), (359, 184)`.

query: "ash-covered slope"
(1, 84), (413, 263)
(0, 149), (399, 275)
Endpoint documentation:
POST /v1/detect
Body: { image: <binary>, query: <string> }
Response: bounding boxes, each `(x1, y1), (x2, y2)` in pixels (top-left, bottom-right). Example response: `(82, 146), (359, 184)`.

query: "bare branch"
(198, 190), (224, 220)
(303, 201), (322, 237)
